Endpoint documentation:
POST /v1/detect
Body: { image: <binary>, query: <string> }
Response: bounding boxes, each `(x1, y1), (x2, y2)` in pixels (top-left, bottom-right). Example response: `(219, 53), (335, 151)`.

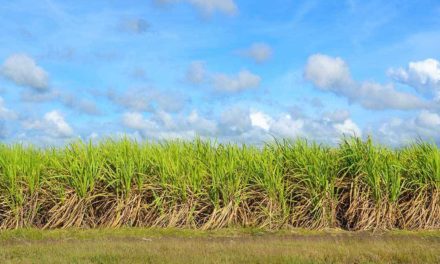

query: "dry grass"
(0, 228), (439, 264)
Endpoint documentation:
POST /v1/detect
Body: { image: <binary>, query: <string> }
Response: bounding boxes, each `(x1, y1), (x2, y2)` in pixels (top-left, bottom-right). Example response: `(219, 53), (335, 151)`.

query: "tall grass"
(0, 137), (439, 230)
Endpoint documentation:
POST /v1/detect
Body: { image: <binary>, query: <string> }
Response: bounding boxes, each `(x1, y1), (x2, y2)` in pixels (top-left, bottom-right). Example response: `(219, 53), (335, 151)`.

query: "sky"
(0, 0), (440, 146)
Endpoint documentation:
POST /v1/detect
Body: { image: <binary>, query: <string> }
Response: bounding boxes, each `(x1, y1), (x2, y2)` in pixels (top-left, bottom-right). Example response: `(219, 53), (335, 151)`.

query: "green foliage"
(0, 137), (439, 229)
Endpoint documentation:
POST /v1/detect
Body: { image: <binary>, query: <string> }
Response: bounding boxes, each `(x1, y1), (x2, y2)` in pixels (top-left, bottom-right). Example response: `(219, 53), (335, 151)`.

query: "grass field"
(0, 137), (439, 230)
(0, 228), (439, 264)
(1, 137), (439, 263)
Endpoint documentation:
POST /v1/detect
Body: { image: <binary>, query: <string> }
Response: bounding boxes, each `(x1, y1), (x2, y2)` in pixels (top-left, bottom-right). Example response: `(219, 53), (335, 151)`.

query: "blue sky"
(0, 0), (439, 145)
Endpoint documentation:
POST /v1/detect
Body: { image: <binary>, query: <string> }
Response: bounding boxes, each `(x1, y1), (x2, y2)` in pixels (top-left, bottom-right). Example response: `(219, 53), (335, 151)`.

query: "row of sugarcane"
(0, 137), (439, 230)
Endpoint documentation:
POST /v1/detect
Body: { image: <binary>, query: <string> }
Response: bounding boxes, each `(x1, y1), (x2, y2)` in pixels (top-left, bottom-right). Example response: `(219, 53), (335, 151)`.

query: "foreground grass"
(0, 228), (439, 264)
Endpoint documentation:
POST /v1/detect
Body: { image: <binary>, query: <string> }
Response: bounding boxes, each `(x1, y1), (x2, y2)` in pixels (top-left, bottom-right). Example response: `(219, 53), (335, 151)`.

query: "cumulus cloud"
(122, 109), (250, 142)
(269, 114), (304, 138)
(0, 97), (17, 120)
(20, 89), (58, 103)
(0, 96), (17, 139)
(388, 58), (440, 95)
(220, 107), (252, 133)
(371, 110), (440, 146)
(23, 110), (73, 138)
(1, 53), (49, 90)
(0, 55), (95, 116)
(108, 89), (152, 112)
(156, 0), (238, 16)
(153, 110), (177, 129)
(264, 111), (361, 140)
(416, 110), (440, 128)
(122, 112), (158, 130)
(212, 70), (261, 92)
(185, 61), (261, 92)
(250, 111), (272, 131)
(356, 82), (425, 110)
(268, 109), (361, 141)
(239, 43), (273, 63)
(334, 119), (361, 136)
(19, 89), (100, 115)
(304, 54), (353, 90)
(60, 93), (100, 115)
(122, 110), (217, 140)
(187, 110), (218, 134)
(304, 54), (426, 110)
(0, 122), (7, 139)
(108, 87), (187, 113)
(121, 105), (362, 145)
(43, 111), (73, 137)
(323, 109), (350, 123)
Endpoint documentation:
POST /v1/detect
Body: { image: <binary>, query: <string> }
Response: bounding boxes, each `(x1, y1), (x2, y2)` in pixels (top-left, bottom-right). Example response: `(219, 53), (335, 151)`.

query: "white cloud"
(88, 132), (99, 141)
(0, 97), (16, 139)
(120, 106), (364, 145)
(333, 119), (361, 136)
(185, 62), (262, 92)
(109, 89), (152, 112)
(416, 110), (440, 128)
(108, 88), (186, 113)
(154, 91), (187, 113)
(0, 97), (17, 120)
(221, 108), (361, 144)
(122, 110), (217, 140)
(23, 110), (73, 138)
(268, 110), (362, 143)
(44, 111), (73, 137)
(304, 54), (353, 91)
(304, 53), (426, 110)
(154, 110), (176, 129)
(388, 58), (440, 95)
(19, 88), (99, 115)
(269, 114), (304, 138)
(240, 43), (273, 63)
(61, 93), (100, 115)
(356, 82), (425, 110)
(213, 69), (261, 92)
(20, 89), (58, 102)
(186, 61), (206, 84)
(122, 112), (158, 130)
(187, 110), (218, 134)
(323, 109), (350, 123)
(220, 107), (252, 133)
(371, 110), (440, 146)
(1, 53), (49, 90)
(250, 110), (272, 131)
